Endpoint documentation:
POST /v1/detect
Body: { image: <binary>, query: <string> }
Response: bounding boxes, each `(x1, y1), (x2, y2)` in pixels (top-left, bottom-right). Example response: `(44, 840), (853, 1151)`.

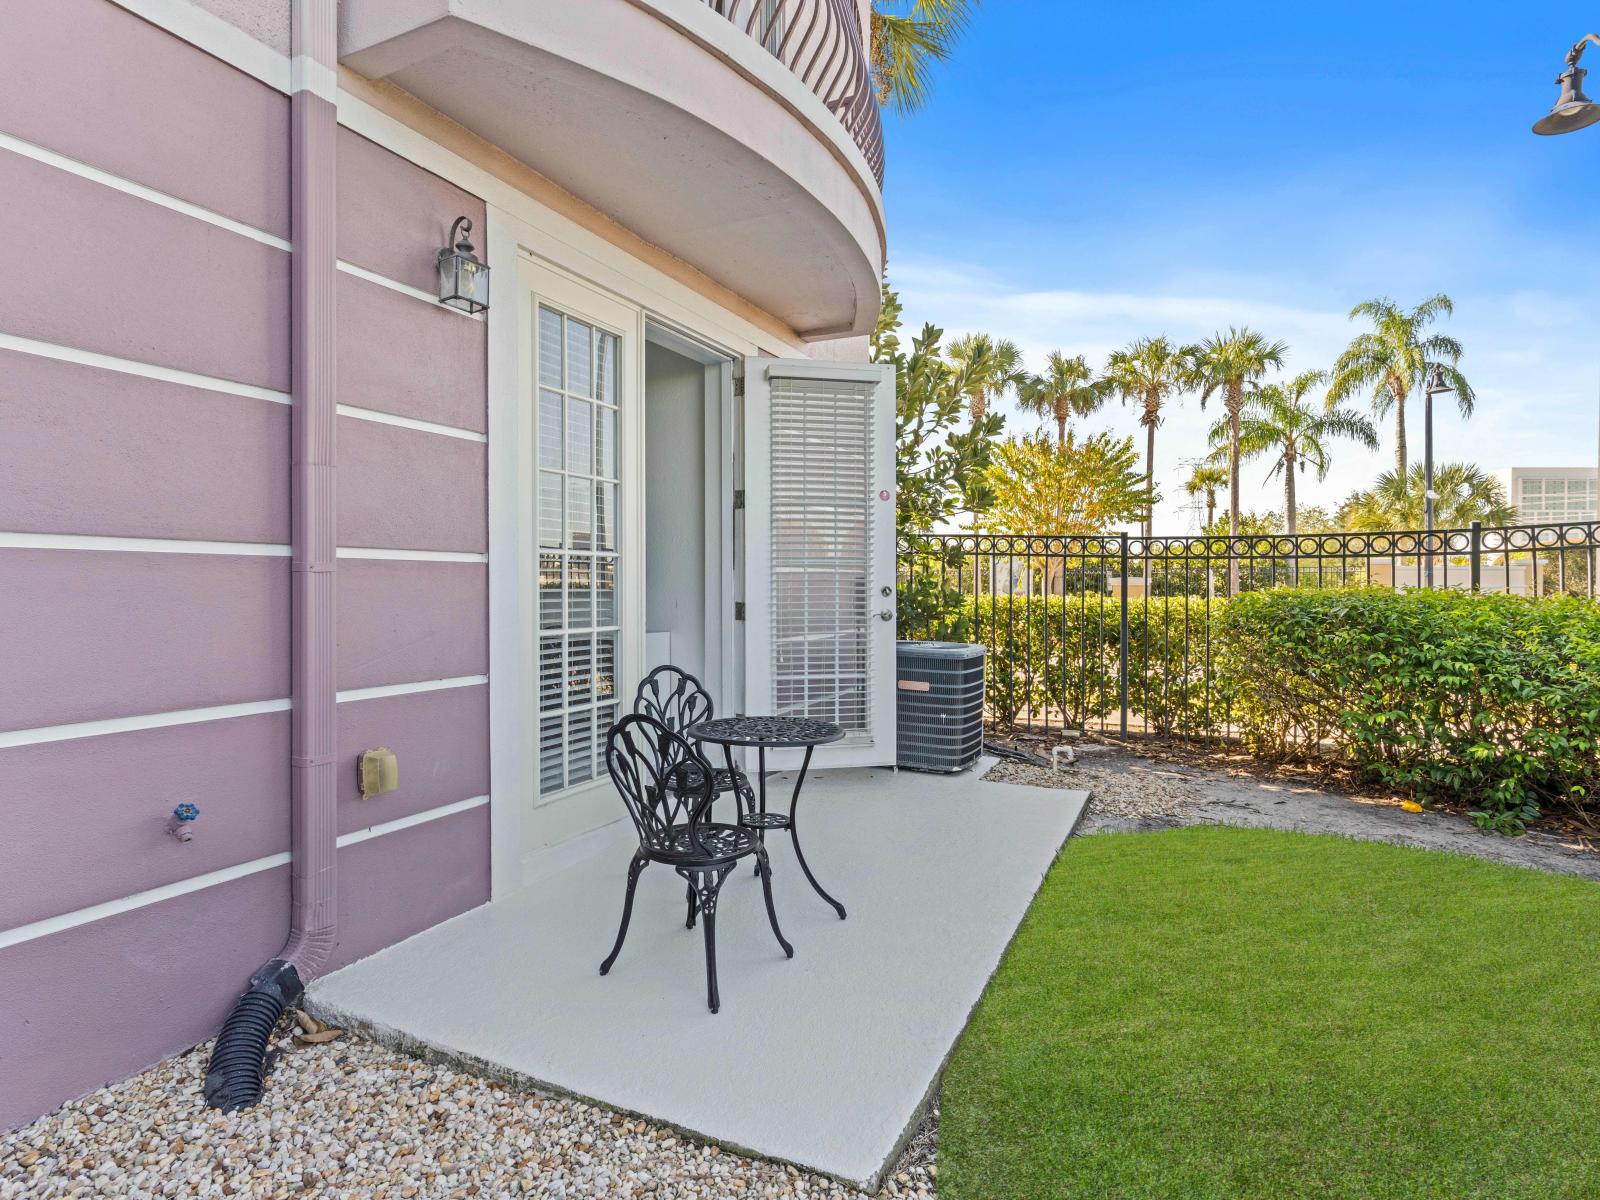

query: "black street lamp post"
(1423, 365), (1451, 588)
(1534, 34), (1600, 582)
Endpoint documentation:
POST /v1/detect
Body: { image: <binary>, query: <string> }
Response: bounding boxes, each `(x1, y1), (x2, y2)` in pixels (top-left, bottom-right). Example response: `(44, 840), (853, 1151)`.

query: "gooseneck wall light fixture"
(1533, 34), (1600, 135)
(437, 216), (490, 314)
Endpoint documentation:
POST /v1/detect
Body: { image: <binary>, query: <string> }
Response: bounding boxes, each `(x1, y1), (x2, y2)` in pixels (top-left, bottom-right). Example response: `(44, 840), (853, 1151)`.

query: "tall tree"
(1184, 463), (1228, 532)
(1188, 328), (1288, 591)
(869, 1), (977, 114)
(1212, 370), (1378, 536)
(1104, 336), (1191, 538)
(1018, 352), (1106, 445)
(1339, 462), (1514, 532)
(947, 333), (1026, 428)
(1327, 295), (1474, 476)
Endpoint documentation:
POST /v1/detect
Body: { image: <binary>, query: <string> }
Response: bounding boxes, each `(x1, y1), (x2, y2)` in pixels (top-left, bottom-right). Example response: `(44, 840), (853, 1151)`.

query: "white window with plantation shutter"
(741, 358), (897, 769)
(514, 260), (643, 856)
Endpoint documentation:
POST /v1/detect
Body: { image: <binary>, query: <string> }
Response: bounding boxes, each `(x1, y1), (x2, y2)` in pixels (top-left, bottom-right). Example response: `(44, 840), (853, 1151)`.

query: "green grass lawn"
(940, 826), (1600, 1200)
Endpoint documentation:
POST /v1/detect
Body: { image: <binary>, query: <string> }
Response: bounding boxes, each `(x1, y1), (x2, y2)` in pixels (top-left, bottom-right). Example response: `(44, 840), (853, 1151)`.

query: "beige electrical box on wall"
(358, 748), (399, 799)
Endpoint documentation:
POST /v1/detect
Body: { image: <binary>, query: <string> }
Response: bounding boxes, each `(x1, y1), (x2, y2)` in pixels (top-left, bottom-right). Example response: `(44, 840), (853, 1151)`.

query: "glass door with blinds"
(741, 359), (897, 769)
(525, 275), (641, 850)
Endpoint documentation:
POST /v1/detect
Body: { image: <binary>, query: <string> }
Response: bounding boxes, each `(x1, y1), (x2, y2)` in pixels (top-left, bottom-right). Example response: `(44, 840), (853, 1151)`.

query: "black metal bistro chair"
(634, 665), (758, 901)
(633, 665), (756, 810)
(599, 714), (793, 1013)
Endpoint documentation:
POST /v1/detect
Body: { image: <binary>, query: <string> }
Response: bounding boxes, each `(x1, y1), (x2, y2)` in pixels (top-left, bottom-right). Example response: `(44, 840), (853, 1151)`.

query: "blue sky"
(882, 2), (1600, 529)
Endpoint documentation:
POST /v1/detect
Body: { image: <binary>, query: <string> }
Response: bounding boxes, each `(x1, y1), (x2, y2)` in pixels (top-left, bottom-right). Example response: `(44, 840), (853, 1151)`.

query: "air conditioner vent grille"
(895, 641), (985, 773)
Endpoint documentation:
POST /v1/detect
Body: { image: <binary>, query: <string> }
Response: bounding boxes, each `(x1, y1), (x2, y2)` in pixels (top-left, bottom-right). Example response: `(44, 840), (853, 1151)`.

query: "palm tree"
(1214, 371), (1378, 536)
(947, 333), (1026, 428)
(1188, 328), (1288, 590)
(1328, 295), (1474, 476)
(1184, 463), (1228, 532)
(1339, 462), (1514, 531)
(869, 1), (976, 114)
(1018, 352), (1106, 446)
(1104, 336), (1191, 538)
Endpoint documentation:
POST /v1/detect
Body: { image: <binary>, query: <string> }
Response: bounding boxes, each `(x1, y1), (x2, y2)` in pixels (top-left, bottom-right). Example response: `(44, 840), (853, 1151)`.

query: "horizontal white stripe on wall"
(0, 852), (293, 951)
(0, 678), (490, 749)
(337, 260), (485, 321)
(338, 547), (488, 563)
(336, 676), (490, 704)
(0, 534), (486, 563)
(0, 698), (294, 750)
(0, 532), (291, 557)
(0, 331), (291, 404)
(0, 131), (290, 251)
(336, 404), (488, 443)
(337, 794), (490, 847)
(0, 795), (489, 950)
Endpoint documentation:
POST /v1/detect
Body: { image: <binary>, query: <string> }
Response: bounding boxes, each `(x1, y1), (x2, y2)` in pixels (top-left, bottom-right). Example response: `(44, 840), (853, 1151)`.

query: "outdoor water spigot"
(168, 803), (200, 842)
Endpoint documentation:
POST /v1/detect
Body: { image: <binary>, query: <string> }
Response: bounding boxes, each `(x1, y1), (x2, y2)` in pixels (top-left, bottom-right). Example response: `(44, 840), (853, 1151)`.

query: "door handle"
(878, 609), (895, 622)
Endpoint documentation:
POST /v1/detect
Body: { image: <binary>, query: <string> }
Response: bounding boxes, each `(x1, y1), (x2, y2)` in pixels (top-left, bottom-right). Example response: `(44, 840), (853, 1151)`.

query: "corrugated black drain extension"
(202, 959), (305, 1112)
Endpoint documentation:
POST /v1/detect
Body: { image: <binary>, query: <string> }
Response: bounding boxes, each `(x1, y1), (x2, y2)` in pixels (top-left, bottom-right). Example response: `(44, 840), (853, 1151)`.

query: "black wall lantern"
(437, 216), (490, 314)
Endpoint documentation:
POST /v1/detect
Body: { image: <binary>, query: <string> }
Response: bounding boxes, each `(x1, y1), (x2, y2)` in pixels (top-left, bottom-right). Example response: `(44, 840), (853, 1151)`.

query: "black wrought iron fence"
(897, 521), (1600, 741)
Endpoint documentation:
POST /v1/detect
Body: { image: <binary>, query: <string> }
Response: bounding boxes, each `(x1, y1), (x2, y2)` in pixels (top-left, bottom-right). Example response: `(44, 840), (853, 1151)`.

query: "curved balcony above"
(703, 0), (884, 186)
(340, 0), (887, 339)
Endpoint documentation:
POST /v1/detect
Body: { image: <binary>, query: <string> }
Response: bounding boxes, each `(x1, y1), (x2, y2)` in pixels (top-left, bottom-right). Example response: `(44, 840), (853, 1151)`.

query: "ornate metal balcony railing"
(704, 0), (885, 186)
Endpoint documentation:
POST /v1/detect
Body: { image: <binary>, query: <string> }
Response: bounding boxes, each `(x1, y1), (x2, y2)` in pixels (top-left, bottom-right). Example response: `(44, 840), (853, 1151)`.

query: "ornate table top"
(686, 716), (845, 749)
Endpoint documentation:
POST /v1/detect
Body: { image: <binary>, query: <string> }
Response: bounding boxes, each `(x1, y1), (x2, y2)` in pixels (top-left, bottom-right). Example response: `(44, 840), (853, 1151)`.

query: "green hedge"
(1216, 589), (1600, 832)
(900, 592), (1227, 734)
(898, 581), (1600, 831)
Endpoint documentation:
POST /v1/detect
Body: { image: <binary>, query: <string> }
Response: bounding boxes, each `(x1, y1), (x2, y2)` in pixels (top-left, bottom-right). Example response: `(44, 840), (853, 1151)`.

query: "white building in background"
(1498, 467), (1599, 523)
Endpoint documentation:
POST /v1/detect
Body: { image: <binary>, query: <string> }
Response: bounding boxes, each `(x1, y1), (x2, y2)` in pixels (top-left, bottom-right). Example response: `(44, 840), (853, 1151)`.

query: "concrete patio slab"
(307, 760), (1087, 1188)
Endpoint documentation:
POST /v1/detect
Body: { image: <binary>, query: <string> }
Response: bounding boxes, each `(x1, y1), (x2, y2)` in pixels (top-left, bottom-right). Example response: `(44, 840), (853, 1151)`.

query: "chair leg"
(685, 880), (698, 929)
(756, 848), (794, 959)
(685, 866), (732, 1013)
(599, 854), (647, 976)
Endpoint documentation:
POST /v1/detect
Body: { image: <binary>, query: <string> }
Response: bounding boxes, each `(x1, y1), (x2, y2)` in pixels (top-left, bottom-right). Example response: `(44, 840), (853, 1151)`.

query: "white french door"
(741, 358), (897, 769)
(522, 265), (642, 850)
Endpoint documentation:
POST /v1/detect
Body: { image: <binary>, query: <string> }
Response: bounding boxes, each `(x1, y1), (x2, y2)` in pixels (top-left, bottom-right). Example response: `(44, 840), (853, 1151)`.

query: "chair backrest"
(606, 713), (717, 855)
(633, 665), (714, 735)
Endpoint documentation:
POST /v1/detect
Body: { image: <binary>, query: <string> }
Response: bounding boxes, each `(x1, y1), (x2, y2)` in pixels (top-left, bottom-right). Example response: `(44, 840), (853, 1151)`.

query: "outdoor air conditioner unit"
(895, 641), (985, 773)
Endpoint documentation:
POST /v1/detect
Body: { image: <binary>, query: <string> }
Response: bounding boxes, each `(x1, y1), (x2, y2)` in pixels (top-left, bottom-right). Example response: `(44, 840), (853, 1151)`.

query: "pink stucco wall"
(1, 0), (290, 236)
(0, 150), (290, 390)
(0, 1), (490, 1128)
(339, 271), (489, 431)
(0, 352), (291, 544)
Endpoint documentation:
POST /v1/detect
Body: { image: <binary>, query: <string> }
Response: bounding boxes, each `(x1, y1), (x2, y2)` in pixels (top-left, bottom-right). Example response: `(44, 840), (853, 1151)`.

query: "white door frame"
(741, 357), (898, 771)
(488, 221), (649, 887)
(488, 205), (768, 894)
(710, 358), (738, 715)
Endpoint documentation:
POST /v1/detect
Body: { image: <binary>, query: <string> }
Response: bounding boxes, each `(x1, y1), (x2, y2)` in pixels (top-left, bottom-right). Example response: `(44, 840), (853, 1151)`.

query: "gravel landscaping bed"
(984, 739), (1600, 879)
(985, 747), (1200, 832)
(1, 1034), (936, 1200)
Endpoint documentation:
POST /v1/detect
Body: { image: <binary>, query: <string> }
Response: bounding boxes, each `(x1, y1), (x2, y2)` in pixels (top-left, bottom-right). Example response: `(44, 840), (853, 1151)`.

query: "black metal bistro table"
(685, 716), (847, 920)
